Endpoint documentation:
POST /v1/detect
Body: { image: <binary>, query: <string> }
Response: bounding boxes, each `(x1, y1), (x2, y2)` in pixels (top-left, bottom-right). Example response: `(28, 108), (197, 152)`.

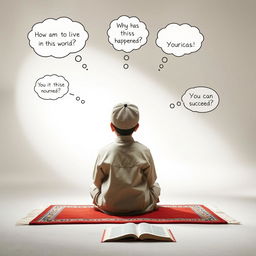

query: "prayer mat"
(27, 204), (237, 225)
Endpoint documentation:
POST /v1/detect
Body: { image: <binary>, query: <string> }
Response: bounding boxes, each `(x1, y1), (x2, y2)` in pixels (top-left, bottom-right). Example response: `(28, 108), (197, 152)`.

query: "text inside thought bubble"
(28, 17), (89, 58)
(181, 87), (219, 113)
(34, 74), (69, 100)
(107, 15), (149, 53)
(156, 23), (204, 57)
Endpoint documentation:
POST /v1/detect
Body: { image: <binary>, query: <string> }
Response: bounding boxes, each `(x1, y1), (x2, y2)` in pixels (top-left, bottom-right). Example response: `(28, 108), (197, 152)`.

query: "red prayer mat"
(29, 205), (228, 225)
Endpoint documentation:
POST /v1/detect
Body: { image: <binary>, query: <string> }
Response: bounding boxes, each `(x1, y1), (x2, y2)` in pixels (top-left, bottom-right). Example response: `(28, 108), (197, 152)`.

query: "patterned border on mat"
(35, 204), (223, 223)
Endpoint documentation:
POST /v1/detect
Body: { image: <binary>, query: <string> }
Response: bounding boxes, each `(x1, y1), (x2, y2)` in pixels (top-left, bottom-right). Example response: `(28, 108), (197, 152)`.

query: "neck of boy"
(115, 135), (134, 143)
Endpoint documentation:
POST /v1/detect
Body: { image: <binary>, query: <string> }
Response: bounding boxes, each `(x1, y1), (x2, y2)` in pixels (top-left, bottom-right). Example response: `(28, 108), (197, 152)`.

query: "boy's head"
(111, 103), (139, 136)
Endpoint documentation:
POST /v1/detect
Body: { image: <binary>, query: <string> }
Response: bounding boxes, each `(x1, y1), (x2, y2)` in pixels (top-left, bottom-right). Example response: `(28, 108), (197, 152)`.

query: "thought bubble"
(181, 86), (219, 113)
(107, 15), (149, 53)
(28, 17), (89, 58)
(34, 74), (69, 100)
(156, 23), (204, 57)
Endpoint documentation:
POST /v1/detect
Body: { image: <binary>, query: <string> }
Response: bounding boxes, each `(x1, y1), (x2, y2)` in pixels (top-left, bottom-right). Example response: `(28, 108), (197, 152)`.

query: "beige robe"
(90, 135), (160, 215)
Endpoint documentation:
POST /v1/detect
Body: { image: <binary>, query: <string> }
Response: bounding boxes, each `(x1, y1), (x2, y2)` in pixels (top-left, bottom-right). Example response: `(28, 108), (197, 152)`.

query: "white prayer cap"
(111, 103), (139, 129)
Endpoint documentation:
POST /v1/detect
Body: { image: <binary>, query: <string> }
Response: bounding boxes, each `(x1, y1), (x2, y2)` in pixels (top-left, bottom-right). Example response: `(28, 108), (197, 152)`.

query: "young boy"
(90, 103), (160, 215)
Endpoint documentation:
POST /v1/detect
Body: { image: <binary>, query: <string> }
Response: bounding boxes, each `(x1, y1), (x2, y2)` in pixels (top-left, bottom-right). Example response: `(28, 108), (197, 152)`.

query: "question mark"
(72, 39), (76, 45)
(138, 37), (142, 43)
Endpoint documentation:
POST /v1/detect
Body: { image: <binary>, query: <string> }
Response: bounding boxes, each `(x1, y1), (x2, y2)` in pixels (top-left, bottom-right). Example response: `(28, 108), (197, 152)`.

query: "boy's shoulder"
(133, 140), (151, 151)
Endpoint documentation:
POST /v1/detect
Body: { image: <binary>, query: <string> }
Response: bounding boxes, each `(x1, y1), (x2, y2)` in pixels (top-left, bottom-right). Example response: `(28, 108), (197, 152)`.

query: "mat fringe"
(207, 205), (240, 224)
(16, 209), (44, 225)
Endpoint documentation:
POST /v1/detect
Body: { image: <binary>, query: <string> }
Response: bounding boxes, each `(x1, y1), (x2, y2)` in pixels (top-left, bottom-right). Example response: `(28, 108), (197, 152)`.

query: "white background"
(1, 0), (255, 255)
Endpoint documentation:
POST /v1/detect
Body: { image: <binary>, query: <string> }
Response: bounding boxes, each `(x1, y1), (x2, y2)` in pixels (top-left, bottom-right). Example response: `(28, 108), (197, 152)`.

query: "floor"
(1, 186), (256, 256)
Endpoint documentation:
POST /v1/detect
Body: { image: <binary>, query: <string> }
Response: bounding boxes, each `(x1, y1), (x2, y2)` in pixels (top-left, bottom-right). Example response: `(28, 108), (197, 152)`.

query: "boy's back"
(90, 103), (160, 215)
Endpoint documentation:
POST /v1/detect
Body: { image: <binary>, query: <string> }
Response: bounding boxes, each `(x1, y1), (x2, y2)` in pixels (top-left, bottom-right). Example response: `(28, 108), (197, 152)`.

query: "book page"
(138, 223), (170, 238)
(104, 223), (138, 240)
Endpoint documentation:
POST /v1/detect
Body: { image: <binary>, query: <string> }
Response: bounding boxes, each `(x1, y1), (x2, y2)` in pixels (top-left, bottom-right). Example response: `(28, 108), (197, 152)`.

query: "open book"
(101, 223), (176, 242)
